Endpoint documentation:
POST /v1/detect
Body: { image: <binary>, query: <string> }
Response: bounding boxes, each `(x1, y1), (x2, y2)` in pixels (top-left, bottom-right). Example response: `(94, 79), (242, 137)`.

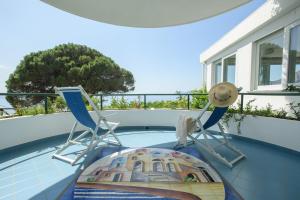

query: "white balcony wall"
(0, 111), (299, 152)
(225, 115), (300, 152)
(0, 110), (213, 151)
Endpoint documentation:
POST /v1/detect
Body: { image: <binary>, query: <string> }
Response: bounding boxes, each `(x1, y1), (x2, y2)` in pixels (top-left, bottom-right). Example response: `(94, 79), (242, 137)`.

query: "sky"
(0, 0), (265, 94)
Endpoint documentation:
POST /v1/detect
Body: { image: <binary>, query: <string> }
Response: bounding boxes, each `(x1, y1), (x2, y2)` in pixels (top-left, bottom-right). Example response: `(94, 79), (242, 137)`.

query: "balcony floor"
(0, 128), (299, 200)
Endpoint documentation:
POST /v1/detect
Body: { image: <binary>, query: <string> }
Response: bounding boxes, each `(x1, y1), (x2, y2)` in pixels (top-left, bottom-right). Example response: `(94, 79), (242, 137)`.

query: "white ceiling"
(41, 0), (250, 28)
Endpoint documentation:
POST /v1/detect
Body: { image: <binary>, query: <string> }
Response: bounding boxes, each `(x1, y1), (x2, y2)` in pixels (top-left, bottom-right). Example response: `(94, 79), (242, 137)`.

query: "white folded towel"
(176, 115), (197, 146)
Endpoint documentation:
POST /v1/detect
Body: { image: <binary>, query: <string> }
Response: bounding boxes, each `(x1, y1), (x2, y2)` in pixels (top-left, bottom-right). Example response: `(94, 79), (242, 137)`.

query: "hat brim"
(208, 82), (238, 107)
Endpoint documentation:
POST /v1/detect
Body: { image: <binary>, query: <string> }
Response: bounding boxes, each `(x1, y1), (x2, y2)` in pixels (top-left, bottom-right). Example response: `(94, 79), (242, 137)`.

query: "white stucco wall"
(0, 110), (213, 151)
(235, 43), (254, 92)
(225, 115), (300, 152)
(206, 63), (213, 89)
(240, 95), (300, 111)
(0, 111), (299, 152)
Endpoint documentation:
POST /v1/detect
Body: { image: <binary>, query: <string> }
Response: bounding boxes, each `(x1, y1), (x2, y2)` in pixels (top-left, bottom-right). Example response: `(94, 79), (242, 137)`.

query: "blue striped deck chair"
(53, 86), (122, 165)
(187, 101), (246, 168)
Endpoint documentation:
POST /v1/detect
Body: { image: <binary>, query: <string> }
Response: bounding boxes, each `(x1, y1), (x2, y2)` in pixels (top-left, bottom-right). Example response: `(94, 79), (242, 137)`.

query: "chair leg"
(110, 123), (122, 145)
(70, 148), (89, 165)
(69, 129), (99, 165)
(53, 121), (78, 157)
(53, 123), (97, 165)
(111, 132), (122, 145)
(216, 122), (246, 159)
(100, 121), (122, 146)
(67, 121), (77, 142)
(53, 142), (71, 157)
(188, 128), (245, 168)
(188, 135), (233, 168)
(53, 120), (122, 165)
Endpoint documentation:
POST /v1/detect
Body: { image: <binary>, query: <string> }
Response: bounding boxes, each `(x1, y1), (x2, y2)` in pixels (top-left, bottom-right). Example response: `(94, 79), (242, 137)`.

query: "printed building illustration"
(78, 148), (222, 183)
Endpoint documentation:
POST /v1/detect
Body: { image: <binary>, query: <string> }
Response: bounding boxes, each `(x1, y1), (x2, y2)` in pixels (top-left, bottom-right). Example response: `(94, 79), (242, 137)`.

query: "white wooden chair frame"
(188, 102), (246, 168)
(52, 86), (121, 165)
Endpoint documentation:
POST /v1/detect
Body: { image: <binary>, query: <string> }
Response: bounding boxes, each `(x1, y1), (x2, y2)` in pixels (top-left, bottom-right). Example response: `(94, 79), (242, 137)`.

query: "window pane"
(223, 55), (236, 83)
(258, 32), (283, 85)
(133, 161), (144, 172)
(288, 25), (300, 83)
(214, 62), (222, 84)
(167, 163), (176, 172)
(153, 162), (163, 172)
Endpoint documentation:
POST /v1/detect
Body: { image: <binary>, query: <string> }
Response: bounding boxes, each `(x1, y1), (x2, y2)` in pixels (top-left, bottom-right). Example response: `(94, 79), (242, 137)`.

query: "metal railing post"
(144, 95), (147, 109)
(187, 94), (190, 110)
(240, 94), (244, 113)
(100, 95), (103, 110)
(44, 95), (48, 114)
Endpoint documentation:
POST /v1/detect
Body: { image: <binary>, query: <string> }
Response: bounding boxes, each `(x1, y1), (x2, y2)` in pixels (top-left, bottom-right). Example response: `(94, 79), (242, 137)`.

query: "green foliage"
(104, 93), (190, 110)
(6, 43), (135, 107)
(146, 93), (188, 109)
(86, 96), (101, 111)
(118, 97), (129, 109)
(284, 85), (300, 92)
(106, 97), (130, 109)
(15, 97), (55, 116)
(274, 109), (289, 119)
(147, 100), (184, 109)
(52, 96), (67, 112)
(221, 99), (293, 134)
(287, 102), (300, 120)
(221, 100), (256, 134)
(175, 93), (188, 109)
(14, 95), (102, 115)
(190, 88), (209, 109)
(128, 95), (142, 109)
(16, 105), (46, 116)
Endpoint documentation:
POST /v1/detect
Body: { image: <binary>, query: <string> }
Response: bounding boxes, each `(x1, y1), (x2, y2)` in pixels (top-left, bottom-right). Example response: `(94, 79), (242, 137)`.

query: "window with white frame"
(288, 24), (300, 84)
(223, 55), (236, 84)
(257, 31), (284, 86)
(213, 60), (222, 84)
(212, 55), (236, 86)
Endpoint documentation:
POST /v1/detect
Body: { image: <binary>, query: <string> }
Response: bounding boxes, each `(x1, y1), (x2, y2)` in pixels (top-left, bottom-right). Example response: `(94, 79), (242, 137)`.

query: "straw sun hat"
(208, 82), (238, 107)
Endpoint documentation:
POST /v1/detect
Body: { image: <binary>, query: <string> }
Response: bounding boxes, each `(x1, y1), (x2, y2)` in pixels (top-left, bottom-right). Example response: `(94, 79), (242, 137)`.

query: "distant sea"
(0, 96), (11, 107)
(0, 96), (15, 114)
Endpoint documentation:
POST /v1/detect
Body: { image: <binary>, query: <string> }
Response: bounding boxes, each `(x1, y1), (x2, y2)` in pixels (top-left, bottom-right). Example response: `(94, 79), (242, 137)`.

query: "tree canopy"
(6, 43), (135, 107)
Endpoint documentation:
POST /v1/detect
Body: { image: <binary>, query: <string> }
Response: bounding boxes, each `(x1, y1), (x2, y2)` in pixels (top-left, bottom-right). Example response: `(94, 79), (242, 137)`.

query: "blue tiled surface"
(194, 136), (300, 200)
(0, 128), (299, 200)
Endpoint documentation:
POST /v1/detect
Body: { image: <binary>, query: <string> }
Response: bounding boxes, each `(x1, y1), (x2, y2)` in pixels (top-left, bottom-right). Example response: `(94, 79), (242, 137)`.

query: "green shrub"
(16, 105), (46, 116)
(190, 88), (209, 109)
(288, 102), (300, 120)
(52, 96), (67, 112)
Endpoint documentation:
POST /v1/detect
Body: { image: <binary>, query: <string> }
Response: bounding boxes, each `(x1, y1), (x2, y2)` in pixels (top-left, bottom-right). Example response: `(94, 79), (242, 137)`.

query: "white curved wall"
(0, 110), (212, 151)
(225, 116), (300, 152)
(0, 110), (299, 152)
